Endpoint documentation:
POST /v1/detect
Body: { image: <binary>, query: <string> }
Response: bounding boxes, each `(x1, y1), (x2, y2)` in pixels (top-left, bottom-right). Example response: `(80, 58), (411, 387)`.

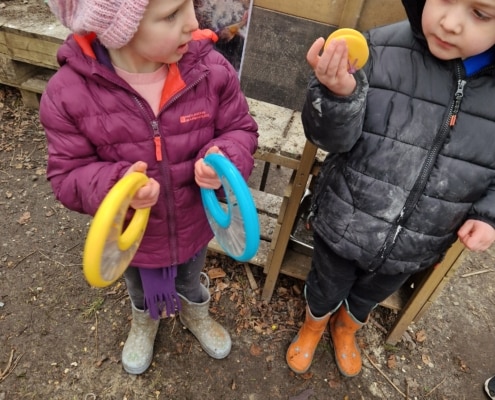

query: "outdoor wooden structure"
(255, 0), (405, 31)
(0, 1), (468, 345)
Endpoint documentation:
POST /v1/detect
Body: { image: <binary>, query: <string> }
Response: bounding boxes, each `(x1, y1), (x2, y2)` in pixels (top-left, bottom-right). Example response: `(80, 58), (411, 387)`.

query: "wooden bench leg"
(261, 141), (318, 301)
(19, 89), (41, 109)
(385, 240), (466, 345)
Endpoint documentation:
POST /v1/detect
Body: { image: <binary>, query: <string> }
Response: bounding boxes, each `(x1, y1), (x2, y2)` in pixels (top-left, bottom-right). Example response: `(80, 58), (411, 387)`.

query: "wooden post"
(261, 140), (318, 301)
(385, 240), (466, 345)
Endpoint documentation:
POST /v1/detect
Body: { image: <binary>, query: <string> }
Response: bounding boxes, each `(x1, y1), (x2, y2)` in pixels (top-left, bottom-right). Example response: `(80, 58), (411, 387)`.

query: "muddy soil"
(1, 1), (495, 399)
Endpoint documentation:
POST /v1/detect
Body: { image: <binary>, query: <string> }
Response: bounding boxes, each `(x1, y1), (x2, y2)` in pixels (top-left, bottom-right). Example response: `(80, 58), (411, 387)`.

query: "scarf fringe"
(141, 265), (182, 320)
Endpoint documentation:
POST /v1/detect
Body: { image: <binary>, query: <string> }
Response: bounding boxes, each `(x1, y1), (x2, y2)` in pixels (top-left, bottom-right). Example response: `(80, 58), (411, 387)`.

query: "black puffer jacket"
(303, 0), (495, 275)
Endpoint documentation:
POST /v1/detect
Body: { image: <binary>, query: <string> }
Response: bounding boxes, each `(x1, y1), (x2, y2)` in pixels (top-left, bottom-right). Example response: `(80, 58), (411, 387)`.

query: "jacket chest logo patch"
(180, 111), (210, 123)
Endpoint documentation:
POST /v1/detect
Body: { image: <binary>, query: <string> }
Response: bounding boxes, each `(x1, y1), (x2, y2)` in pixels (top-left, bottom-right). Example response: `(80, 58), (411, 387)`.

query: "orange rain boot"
(286, 305), (331, 374)
(329, 304), (366, 377)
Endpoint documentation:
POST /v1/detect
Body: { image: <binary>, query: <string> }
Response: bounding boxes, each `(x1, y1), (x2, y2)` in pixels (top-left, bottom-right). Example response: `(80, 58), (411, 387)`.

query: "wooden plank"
(253, 0), (405, 28)
(358, 0), (407, 31)
(0, 53), (38, 85)
(380, 288), (410, 312)
(247, 97), (295, 156)
(263, 183), (293, 274)
(282, 111), (327, 165)
(0, 29), (8, 54)
(339, 0), (365, 29)
(0, 14), (67, 69)
(208, 236), (270, 267)
(1, 15), (68, 44)
(20, 70), (54, 94)
(250, 189), (283, 217)
(385, 240), (465, 345)
(214, 190), (279, 242)
(257, 213), (276, 241)
(414, 249), (467, 321)
(206, 188), (282, 261)
(254, 0), (344, 25)
(279, 247), (311, 280)
(19, 89), (40, 109)
(244, 263), (259, 290)
(254, 150), (301, 170)
(1, 64), (53, 109)
(254, 0), (405, 30)
(3, 31), (61, 69)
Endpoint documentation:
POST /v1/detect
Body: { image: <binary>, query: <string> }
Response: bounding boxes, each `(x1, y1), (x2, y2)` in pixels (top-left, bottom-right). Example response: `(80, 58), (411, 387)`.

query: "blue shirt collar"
(463, 47), (495, 76)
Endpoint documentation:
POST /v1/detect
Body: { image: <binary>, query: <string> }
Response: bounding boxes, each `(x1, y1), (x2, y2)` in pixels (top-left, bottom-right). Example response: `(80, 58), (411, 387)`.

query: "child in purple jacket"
(40, 0), (258, 375)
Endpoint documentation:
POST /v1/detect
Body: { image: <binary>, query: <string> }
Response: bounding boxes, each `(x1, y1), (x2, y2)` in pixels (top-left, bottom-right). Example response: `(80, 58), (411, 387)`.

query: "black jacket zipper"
(368, 65), (466, 272)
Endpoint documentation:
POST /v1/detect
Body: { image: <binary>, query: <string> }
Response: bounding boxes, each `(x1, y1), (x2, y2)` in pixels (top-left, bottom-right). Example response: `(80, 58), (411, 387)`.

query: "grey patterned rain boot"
(122, 303), (160, 374)
(178, 273), (231, 359)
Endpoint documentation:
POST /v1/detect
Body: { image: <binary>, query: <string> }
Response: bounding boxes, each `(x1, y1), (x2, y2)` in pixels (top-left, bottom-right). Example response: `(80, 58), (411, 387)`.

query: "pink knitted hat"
(47, 0), (150, 49)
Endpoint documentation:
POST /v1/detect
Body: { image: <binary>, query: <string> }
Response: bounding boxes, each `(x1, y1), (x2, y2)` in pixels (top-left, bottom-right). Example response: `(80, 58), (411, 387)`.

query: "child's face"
(422, 0), (495, 59)
(126, 0), (199, 66)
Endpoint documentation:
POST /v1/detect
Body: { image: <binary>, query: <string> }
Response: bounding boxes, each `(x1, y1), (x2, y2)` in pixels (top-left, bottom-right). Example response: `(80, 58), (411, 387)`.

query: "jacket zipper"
(132, 72), (208, 266)
(369, 65), (466, 271)
(152, 120), (163, 161)
(449, 79), (466, 126)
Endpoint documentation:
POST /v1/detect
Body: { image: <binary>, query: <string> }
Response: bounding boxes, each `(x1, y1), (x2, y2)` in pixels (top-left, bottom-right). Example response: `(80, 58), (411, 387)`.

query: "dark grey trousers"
(305, 233), (412, 322)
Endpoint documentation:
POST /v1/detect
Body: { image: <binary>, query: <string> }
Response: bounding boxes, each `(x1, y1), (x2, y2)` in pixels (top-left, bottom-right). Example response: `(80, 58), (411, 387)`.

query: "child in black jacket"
(287, 0), (495, 377)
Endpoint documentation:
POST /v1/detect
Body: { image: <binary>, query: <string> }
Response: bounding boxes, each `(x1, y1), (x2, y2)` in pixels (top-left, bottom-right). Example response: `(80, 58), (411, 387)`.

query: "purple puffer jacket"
(40, 30), (259, 268)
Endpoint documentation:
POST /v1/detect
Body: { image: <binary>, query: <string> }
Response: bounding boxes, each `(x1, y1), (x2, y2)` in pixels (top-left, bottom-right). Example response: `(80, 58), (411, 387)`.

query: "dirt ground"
(2, 2), (495, 399)
(2, 76), (495, 400)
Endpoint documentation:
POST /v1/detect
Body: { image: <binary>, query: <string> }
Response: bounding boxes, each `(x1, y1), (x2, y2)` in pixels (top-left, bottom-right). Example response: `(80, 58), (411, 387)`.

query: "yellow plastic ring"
(83, 172), (150, 287)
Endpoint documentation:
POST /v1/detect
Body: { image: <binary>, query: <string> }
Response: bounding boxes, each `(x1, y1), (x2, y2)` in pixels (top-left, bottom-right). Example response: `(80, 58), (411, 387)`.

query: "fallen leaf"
(387, 354), (397, 369)
(216, 282), (229, 291)
(208, 268), (226, 279)
(415, 329), (427, 343)
(300, 372), (313, 380)
(249, 343), (262, 356)
(17, 211), (31, 225)
(175, 342), (184, 354)
(457, 356), (470, 372)
(95, 355), (108, 367)
(253, 325), (263, 334)
(328, 378), (341, 388)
